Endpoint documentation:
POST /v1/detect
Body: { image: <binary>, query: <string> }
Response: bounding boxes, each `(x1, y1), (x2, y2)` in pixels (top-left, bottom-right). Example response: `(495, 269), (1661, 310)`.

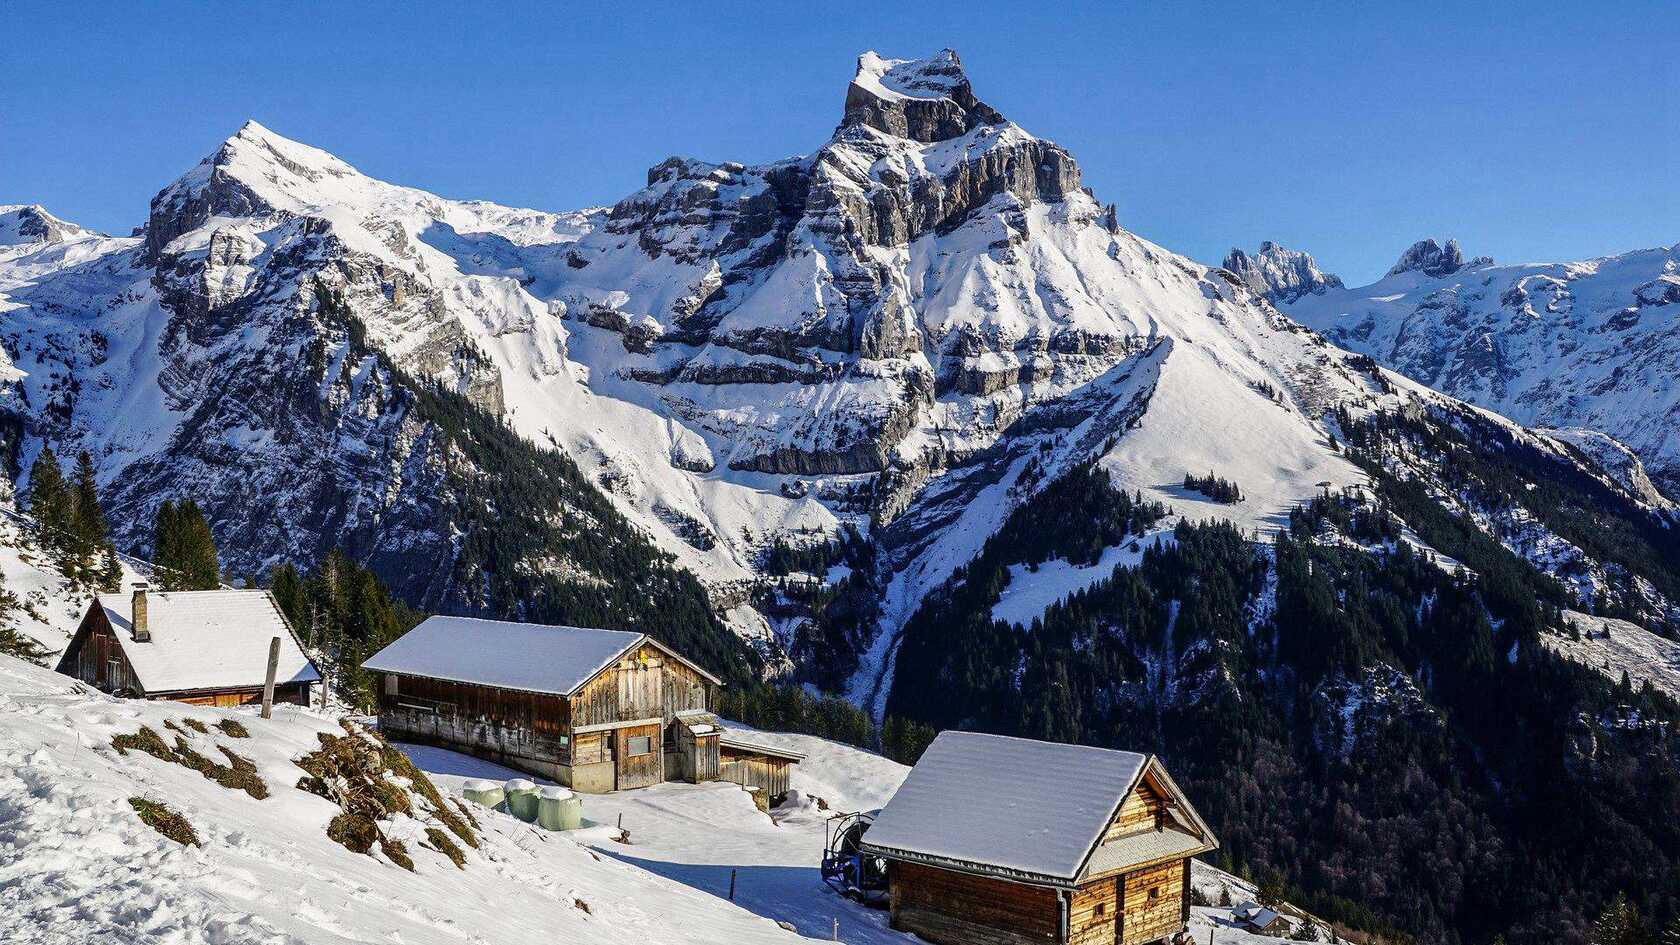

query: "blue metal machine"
(821, 810), (888, 906)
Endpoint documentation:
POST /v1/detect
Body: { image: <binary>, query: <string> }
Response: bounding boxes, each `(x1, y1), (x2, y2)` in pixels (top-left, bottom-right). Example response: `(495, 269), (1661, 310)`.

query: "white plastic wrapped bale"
(538, 786), (581, 831)
(505, 779), (539, 822)
(461, 778), (505, 810)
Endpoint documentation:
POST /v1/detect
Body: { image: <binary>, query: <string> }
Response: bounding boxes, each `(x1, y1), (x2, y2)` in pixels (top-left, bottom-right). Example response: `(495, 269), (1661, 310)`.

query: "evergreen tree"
(69, 451), (107, 559)
(152, 498), (220, 590)
(25, 447), (69, 554)
(1590, 895), (1651, 945)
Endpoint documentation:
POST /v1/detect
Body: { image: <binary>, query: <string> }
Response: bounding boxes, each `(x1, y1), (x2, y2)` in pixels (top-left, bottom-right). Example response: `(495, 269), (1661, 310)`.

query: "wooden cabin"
(363, 615), (798, 795)
(861, 732), (1217, 945)
(55, 587), (320, 706)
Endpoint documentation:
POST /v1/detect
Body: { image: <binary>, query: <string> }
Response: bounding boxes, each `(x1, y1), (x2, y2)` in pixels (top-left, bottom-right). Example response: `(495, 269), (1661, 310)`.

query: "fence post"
(261, 636), (281, 719)
(729, 868), (737, 901)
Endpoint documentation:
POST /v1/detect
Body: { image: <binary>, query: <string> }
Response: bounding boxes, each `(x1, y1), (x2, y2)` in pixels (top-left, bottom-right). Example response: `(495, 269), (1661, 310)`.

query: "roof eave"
(859, 844), (1078, 890)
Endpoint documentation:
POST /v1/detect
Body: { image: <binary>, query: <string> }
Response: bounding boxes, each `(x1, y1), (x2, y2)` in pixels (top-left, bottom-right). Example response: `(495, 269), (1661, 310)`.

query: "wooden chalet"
(55, 587), (320, 706)
(362, 615), (798, 795)
(861, 732), (1217, 945)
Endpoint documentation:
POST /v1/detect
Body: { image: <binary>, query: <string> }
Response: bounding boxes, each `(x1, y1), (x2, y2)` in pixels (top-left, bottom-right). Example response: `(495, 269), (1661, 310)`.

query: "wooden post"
(832, 916), (838, 941)
(261, 635), (280, 719)
(728, 867), (737, 901)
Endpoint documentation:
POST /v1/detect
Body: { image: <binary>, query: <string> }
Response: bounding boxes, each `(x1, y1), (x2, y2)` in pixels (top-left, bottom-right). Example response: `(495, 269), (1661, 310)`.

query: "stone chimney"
(132, 584), (150, 643)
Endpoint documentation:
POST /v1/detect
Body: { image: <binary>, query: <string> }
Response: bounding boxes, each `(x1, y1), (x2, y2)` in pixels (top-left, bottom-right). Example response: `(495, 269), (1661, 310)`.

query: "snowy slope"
(0, 654), (813, 945)
(1283, 238), (1680, 493)
(1549, 610), (1680, 700)
(0, 503), (152, 655)
(0, 648), (1315, 945)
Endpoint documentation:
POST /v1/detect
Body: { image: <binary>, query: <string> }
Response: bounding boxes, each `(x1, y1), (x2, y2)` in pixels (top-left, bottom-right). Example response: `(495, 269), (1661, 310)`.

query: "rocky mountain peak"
(1386, 237), (1492, 278)
(0, 204), (95, 246)
(840, 49), (1006, 143)
(143, 120), (368, 261)
(1223, 240), (1344, 304)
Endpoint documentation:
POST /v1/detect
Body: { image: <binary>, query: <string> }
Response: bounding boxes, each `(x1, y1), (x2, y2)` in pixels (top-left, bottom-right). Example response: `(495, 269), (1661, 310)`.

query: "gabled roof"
(861, 731), (1215, 887)
(66, 590), (320, 694)
(359, 615), (721, 697)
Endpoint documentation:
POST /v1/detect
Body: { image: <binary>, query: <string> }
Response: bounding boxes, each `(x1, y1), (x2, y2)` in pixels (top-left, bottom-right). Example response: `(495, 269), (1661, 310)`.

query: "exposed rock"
(1386, 238), (1488, 278)
(1222, 241), (1344, 304)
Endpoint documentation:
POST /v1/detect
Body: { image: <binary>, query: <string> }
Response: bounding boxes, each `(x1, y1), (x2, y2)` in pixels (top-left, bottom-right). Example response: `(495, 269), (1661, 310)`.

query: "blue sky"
(5, 1), (1674, 283)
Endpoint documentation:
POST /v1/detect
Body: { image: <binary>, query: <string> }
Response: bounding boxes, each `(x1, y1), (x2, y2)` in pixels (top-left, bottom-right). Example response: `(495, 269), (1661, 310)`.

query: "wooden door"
(613, 723), (663, 790)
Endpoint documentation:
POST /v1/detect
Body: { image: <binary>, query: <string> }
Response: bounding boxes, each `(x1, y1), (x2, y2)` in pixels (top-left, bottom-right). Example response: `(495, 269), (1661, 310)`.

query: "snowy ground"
(0, 644), (1306, 945)
(402, 732), (1309, 945)
(1548, 611), (1680, 700)
(991, 530), (1175, 628)
(0, 656), (807, 945)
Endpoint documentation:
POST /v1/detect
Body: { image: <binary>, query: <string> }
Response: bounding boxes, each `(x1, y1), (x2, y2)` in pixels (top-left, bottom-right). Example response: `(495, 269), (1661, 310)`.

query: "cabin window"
(384, 675), (398, 696)
(627, 735), (653, 756)
(1095, 902), (1106, 917)
(1149, 886), (1160, 900)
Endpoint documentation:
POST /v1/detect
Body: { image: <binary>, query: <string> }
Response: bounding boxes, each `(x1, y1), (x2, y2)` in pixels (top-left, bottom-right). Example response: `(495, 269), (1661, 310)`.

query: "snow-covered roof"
(361, 616), (720, 696)
(718, 730), (806, 762)
(861, 731), (1150, 883)
(86, 590), (319, 694)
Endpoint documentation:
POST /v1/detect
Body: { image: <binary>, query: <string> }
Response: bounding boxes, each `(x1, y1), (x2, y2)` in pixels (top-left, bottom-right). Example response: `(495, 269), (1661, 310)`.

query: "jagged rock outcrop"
(0, 205), (94, 246)
(840, 49), (1005, 143)
(1223, 240), (1344, 303)
(1386, 237), (1491, 278)
(1286, 240), (1680, 493)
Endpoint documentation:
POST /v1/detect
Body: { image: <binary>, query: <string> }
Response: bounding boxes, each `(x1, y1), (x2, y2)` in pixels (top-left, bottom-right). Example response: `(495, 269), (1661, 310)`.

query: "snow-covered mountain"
(2, 49), (1674, 689)
(1282, 237), (1680, 494)
(1222, 241), (1343, 304)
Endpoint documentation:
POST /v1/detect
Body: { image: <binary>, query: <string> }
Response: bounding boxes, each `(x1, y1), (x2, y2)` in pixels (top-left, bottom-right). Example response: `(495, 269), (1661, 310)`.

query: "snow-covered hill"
(0, 651), (1318, 945)
(1281, 237), (1680, 495)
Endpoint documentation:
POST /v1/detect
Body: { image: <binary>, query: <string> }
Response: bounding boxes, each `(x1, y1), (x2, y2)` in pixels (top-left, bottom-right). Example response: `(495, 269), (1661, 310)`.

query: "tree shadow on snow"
(600, 852), (902, 943)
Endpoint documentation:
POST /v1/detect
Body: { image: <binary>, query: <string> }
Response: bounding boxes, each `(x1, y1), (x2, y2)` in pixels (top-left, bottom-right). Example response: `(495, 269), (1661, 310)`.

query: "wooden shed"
(718, 733), (805, 805)
(55, 587), (320, 706)
(861, 731), (1217, 945)
(363, 615), (728, 793)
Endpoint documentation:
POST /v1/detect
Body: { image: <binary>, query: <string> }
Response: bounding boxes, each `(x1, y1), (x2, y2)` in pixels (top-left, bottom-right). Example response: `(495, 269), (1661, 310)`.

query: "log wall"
(1119, 859), (1185, 945)
(1105, 777), (1166, 840)
(888, 861), (1060, 945)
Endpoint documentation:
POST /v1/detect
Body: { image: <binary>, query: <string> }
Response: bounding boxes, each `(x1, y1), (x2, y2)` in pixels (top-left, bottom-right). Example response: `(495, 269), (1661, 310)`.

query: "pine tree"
(1590, 894), (1651, 945)
(25, 447), (69, 555)
(153, 498), (219, 590)
(67, 451), (113, 583)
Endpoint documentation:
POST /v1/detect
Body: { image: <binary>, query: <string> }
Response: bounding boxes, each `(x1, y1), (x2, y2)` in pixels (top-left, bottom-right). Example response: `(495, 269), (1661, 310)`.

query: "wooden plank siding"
(1069, 875), (1118, 945)
(571, 642), (712, 728)
(718, 746), (792, 802)
(61, 607), (142, 695)
(889, 861), (1061, 945)
(376, 672), (572, 778)
(1119, 860), (1185, 945)
(373, 637), (718, 793)
(1105, 777), (1166, 841)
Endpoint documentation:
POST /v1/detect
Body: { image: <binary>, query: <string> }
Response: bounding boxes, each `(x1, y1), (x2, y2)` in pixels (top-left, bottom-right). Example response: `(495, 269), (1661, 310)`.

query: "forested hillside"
(884, 408), (1680, 945)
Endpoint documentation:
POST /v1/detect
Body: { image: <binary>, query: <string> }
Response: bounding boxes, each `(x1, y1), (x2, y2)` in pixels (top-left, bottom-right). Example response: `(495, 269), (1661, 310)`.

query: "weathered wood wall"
(168, 684), (309, 707)
(613, 722), (663, 790)
(888, 861), (1061, 945)
(377, 673), (571, 764)
(570, 643), (713, 728)
(719, 747), (791, 801)
(61, 608), (141, 695)
(1119, 859), (1185, 945)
